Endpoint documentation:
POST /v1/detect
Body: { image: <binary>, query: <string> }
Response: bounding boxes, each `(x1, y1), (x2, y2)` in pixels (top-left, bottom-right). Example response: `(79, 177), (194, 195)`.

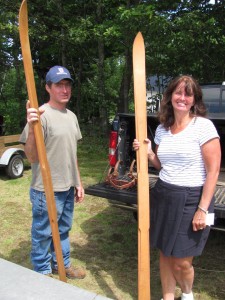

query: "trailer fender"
(0, 148), (26, 166)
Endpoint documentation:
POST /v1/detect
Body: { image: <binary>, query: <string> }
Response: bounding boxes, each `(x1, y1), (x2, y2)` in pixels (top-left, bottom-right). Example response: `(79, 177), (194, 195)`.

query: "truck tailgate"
(85, 175), (158, 205)
(85, 179), (225, 231)
(85, 182), (137, 205)
(214, 186), (225, 218)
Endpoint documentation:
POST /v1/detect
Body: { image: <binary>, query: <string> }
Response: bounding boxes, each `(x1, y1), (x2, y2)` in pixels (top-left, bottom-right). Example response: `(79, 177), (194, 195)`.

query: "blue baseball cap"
(46, 66), (74, 83)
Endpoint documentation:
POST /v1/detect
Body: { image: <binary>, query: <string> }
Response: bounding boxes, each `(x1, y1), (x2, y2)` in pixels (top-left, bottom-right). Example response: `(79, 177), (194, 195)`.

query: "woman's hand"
(192, 210), (207, 231)
(133, 139), (140, 151)
(133, 138), (152, 154)
(133, 138), (161, 170)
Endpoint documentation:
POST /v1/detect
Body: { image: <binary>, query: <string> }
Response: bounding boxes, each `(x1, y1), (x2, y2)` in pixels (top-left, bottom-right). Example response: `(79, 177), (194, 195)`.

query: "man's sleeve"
(19, 123), (29, 144)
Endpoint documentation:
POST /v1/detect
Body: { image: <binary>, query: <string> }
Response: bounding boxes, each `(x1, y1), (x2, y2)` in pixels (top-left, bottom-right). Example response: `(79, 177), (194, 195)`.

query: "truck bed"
(86, 173), (225, 231)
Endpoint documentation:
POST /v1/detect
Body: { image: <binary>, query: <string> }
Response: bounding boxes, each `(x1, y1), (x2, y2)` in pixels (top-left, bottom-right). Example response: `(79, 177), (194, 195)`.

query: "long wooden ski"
(133, 32), (150, 300)
(19, 0), (66, 282)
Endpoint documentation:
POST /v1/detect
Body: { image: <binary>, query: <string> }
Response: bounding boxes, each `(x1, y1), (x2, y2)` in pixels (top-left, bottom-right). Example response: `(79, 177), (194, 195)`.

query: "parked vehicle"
(85, 82), (225, 231)
(0, 134), (26, 179)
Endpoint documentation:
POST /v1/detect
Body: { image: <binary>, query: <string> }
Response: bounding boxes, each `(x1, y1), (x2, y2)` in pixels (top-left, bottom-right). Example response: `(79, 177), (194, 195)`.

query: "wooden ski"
(133, 32), (150, 300)
(19, 0), (66, 282)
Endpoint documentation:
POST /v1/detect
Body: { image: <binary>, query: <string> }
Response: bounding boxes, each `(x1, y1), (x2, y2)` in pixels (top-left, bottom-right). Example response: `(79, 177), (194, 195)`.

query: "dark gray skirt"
(150, 179), (214, 258)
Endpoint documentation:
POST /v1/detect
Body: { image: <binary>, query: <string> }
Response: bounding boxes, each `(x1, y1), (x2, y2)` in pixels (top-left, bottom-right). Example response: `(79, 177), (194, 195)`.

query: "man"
(20, 65), (86, 279)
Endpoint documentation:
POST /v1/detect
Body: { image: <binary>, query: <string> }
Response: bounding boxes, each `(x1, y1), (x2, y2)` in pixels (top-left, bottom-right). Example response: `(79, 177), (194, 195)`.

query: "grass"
(0, 132), (225, 300)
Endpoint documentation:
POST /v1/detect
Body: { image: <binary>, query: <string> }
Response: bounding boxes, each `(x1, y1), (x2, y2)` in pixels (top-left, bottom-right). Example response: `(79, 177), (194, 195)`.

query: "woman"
(133, 75), (221, 300)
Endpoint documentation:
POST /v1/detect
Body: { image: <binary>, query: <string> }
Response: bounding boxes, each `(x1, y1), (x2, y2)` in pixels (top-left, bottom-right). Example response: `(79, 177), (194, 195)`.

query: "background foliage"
(0, 0), (224, 134)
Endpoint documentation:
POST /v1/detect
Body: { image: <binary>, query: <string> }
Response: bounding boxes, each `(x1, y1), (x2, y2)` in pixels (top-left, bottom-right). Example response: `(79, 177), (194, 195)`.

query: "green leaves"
(0, 0), (225, 134)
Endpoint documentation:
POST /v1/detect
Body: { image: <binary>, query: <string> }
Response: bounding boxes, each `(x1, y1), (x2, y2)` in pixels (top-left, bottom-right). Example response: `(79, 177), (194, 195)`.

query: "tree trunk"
(118, 48), (133, 113)
(118, 0), (137, 113)
(56, 0), (67, 66)
(75, 58), (82, 119)
(97, 0), (108, 134)
(61, 27), (67, 66)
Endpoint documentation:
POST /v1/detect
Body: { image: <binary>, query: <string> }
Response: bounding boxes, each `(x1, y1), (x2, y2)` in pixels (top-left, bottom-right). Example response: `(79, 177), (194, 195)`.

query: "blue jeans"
(30, 187), (75, 274)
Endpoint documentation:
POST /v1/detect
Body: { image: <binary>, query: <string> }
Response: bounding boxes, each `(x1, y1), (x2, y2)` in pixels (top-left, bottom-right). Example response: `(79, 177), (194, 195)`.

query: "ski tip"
(19, 0), (27, 16)
(19, 0), (28, 33)
(135, 32), (143, 41)
(133, 32), (144, 47)
(137, 31), (143, 38)
(133, 32), (145, 53)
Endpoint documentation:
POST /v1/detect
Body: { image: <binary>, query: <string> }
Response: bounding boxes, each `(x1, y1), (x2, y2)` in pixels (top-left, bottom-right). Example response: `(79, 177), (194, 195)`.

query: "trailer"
(0, 134), (26, 179)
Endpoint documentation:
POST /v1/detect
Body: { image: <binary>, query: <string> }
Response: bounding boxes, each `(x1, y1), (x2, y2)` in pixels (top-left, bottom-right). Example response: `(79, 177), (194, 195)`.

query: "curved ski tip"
(19, 0), (27, 15)
(19, 0), (28, 30)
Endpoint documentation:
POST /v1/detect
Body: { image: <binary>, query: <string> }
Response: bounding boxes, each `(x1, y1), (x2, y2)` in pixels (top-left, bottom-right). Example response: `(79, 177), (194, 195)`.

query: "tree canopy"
(0, 0), (224, 134)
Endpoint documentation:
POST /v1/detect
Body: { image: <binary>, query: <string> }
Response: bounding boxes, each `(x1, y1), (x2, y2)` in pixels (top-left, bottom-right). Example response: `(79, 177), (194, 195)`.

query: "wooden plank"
(0, 135), (24, 157)
(133, 32), (150, 300)
(0, 137), (4, 150)
(4, 134), (21, 145)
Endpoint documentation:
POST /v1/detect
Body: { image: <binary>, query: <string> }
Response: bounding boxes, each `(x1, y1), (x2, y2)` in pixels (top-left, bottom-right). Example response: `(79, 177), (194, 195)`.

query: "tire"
(6, 154), (24, 179)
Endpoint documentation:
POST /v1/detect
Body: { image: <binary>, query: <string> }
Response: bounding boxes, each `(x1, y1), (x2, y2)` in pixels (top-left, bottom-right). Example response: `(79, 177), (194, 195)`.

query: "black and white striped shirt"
(155, 117), (219, 187)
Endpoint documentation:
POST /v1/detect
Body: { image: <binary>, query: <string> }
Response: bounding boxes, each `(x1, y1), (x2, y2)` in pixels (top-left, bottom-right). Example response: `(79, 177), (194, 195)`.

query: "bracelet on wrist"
(198, 205), (208, 214)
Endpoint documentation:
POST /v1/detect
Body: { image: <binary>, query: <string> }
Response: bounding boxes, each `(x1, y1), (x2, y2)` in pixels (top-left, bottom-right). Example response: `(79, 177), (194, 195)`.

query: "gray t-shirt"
(20, 103), (82, 191)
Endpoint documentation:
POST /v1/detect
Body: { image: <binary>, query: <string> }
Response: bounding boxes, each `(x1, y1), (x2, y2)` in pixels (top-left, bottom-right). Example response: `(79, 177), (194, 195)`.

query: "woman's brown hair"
(158, 75), (207, 129)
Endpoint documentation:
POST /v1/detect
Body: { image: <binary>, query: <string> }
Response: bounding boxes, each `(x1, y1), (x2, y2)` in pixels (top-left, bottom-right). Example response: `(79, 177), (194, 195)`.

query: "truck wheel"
(6, 154), (24, 179)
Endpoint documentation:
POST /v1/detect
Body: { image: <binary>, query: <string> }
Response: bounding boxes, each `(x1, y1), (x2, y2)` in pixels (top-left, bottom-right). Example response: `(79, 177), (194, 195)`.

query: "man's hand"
(75, 186), (85, 203)
(26, 100), (45, 128)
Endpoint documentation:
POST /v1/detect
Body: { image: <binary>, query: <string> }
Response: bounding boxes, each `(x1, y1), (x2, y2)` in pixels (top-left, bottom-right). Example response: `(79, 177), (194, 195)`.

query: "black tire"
(6, 154), (24, 179)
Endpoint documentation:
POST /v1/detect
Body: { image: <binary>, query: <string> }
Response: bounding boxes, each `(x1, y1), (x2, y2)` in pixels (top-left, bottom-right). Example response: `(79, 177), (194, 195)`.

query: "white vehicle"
(0, 134), (26, 179)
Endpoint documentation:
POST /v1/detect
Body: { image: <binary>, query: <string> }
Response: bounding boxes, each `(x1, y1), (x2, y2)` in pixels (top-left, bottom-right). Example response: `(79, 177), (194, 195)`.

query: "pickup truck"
(85, 82), (225, 231)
